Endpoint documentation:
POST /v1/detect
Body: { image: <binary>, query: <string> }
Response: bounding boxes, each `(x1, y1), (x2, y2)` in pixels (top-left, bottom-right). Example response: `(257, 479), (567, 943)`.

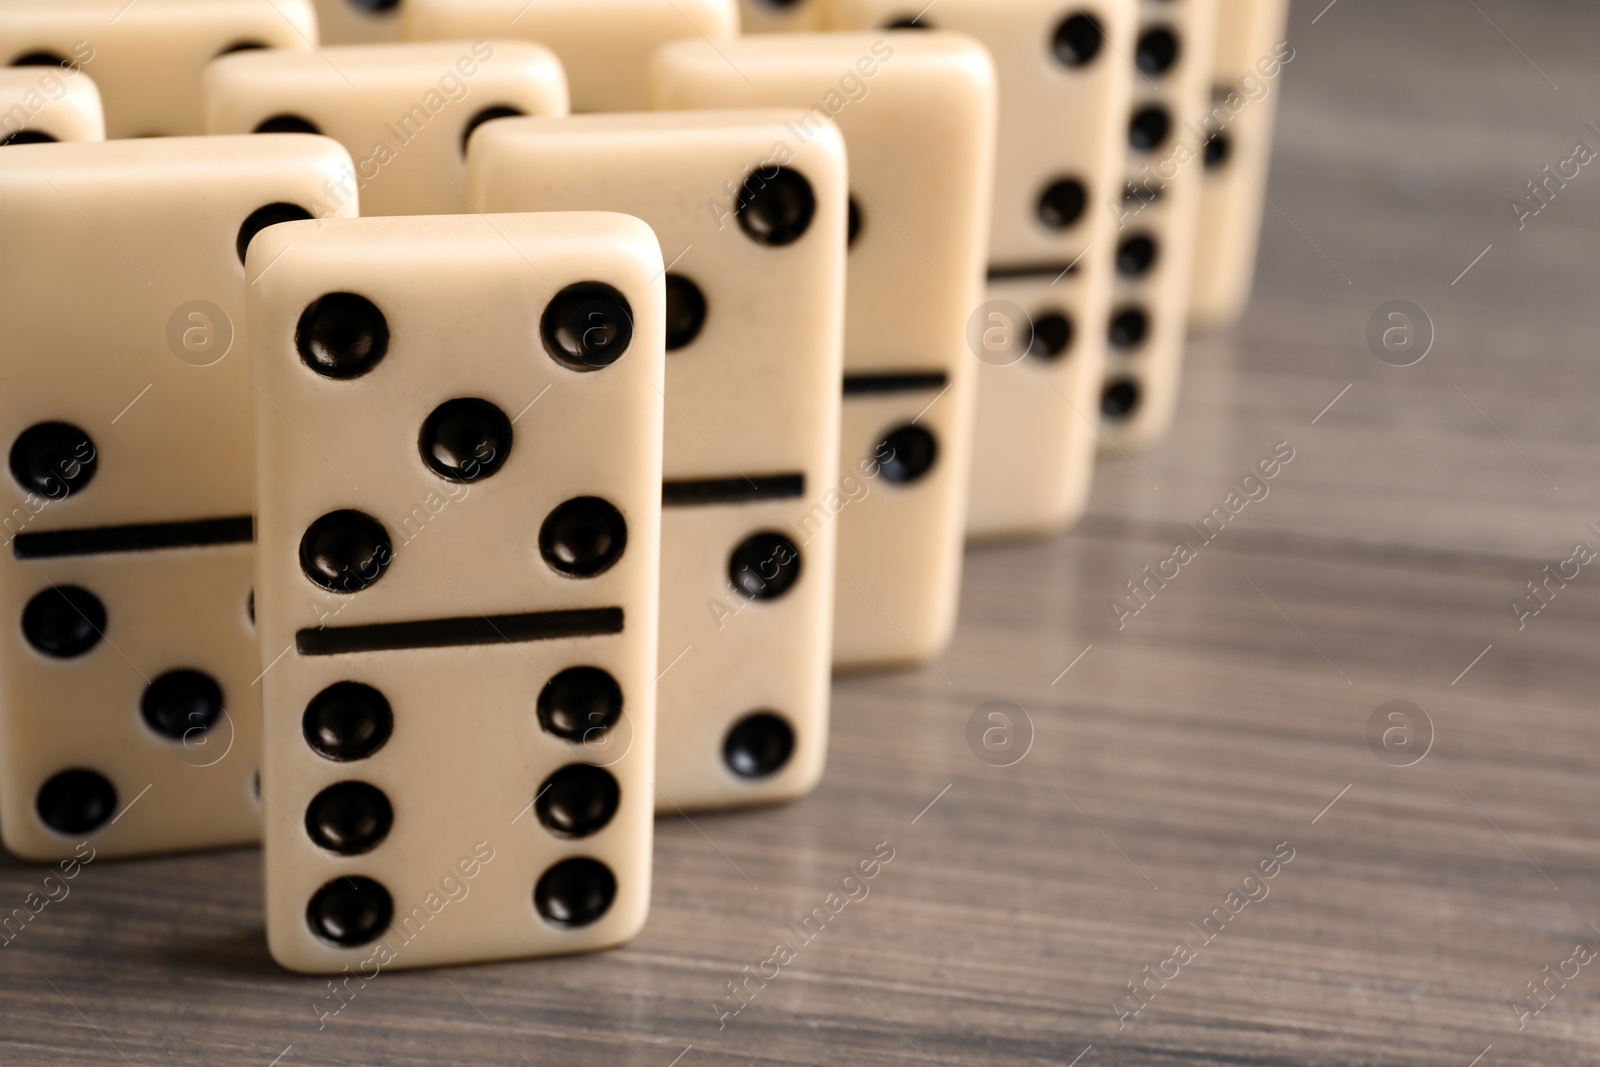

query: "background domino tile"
(308, 0), (406, 44)
(1098, 0), (1220, 455)
(0, 134), (358, 863)
(247, 212), (664, 973)
(827, 0), (1136, 540)
(651, 32), (997, 669)
(0, 0), (317, 139)
(469, 111), (847, 812)
(739, 0), (830, 33)
(203, 41), (567, 217)
(1188, 0), (1291, 330)
(0, 66), (104, 144)
(402, 0), (736, 114)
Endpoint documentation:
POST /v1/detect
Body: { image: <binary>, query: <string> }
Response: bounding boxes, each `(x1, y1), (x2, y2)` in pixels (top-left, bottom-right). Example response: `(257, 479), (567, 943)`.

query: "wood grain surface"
(6, 1), (1600, 1064)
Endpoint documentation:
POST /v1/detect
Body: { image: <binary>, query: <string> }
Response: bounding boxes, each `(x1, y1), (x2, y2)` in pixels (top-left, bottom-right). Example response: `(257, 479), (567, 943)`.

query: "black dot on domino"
(1053, 13), (1104, 68)
(461, 105), (524, 155)
(1116, 235), (1158, 277)
(877, 425), (938, 485)
(664, 273), (708, 351)
(305, 781), (393, 855)
(1109, 306), (1150, 350)
(1205, 131), (1232, 170)
(1102, 379), (1142, 420)
(540, 497), (627, 577)
(300, 509), (393, 593)
(36, 769), (116, 835)
(534, 857), (616, 928)
(307, 875), (392, 948)
(304, 681), (393, 761)
(536, 764), (621, 838)
(9, 52), (70, 69)
(728, 532), (802, 601)
(10, 420), (97, 498)
(883, 15), (932, 28)
(347, 0), (402, 11)
(253, 114), (321, 136)
(724, 712), (795, 779)
(419, 398), (513, 482)
(735, 166), (816, 247)
(847, 196), (863, 247)
(217, 41), (268, 57)
(237, 202), (313, 265)
(22, 585), (105, 658)
(1136, 27), (1180, 75)
(541, 282), (634, 371)
(2, 130), (56, 146)
(1129, 106), (1172, 152)
(295, 292), (390, 378)
(1028, 312), (1074, 361)
(141, 669), (225, 741)
(1037, 178), (1087, 229)
(537, 667), (623, 742)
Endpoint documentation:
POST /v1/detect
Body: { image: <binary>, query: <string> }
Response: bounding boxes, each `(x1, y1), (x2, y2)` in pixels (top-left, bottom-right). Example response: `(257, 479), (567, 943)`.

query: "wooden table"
(5, 2), (1599, 1063)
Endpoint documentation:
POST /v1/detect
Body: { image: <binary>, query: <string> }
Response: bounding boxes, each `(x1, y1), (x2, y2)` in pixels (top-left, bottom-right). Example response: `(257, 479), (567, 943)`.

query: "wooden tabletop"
(6, 2), (1600, 1064)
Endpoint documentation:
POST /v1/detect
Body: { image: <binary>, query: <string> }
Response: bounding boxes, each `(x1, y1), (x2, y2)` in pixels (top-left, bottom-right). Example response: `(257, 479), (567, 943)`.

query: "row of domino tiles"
(0, 0), (1289, 973)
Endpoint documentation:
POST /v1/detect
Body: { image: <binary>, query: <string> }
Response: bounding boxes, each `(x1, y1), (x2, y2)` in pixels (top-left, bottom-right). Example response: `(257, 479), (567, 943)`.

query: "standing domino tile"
(401, 0), (735, 114)
(652, 33), (997, 668)
(0, 135), (357, 863)
(308, 0), (406, 45)
(0, 66), (104, 144)
(248, 212), (664, 973)
(204, 41), (567, 217)
(1099, 0), (1219, 454)
(469, 111), (847, 811)
(827, 0), (1136, 539)
(0, 0), (316, 139)
(1188, 0), (1291, 330)
(740, 0), (829, 33)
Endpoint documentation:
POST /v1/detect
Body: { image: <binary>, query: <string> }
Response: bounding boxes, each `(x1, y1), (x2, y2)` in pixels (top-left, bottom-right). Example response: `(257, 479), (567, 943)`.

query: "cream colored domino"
(652, 33), (995, 669)
(0, 66), (104, 144)
(0, 135), (357, 863)
(1100, 0), (1218, 455)
(1188, 0), (1291, 330)
(825, 1), (1135, 540)
(470, 111), (847, 812)
(0, 0), (316, 139)
(740, 0), (829, 32)
(204, 41), (566, 217)
(248, 212), (663, 973)
(402, 0), (736, 114)
(308, 0), (404, 45)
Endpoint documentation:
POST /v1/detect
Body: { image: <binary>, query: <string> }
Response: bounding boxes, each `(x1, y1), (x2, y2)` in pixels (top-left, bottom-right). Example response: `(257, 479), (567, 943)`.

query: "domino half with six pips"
(247, 211), (664, 972)
(469, 110), (848, 811)
(0, 134), (357, 863)
(1099, 0), (1219, 454)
